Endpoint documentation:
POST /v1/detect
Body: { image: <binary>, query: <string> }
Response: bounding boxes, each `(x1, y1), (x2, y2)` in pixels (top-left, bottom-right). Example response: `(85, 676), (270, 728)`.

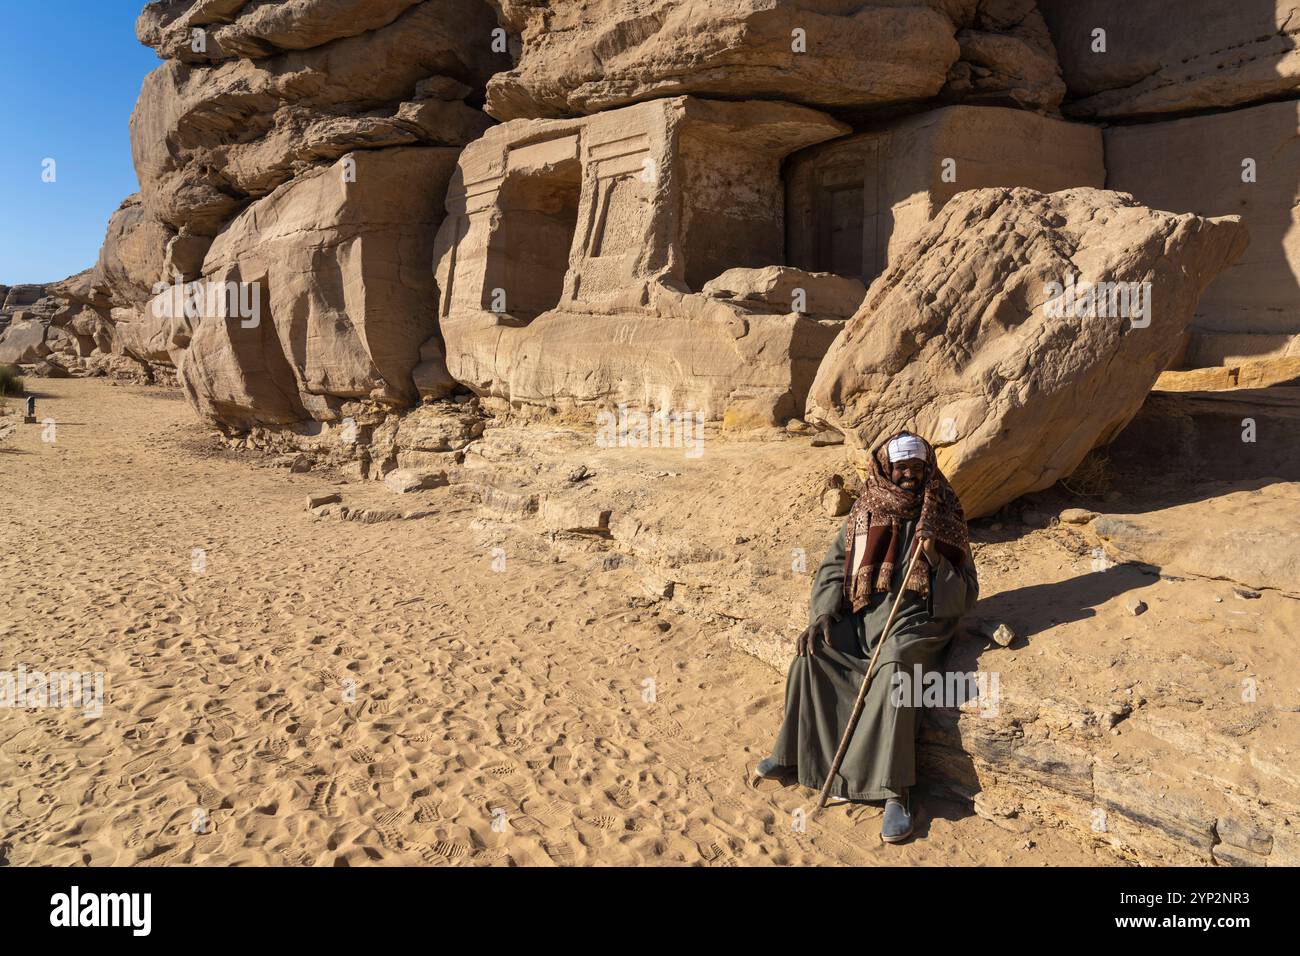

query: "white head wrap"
(886, 433), (929, 463)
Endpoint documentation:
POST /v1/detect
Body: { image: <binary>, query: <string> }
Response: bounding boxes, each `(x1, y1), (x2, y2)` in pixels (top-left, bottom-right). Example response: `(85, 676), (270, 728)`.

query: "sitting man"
(755, 430), (978, 843)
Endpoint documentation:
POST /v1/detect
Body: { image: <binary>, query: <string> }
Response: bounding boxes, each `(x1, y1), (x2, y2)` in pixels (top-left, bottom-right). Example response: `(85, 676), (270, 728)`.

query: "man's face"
(890, 457), (927, 493)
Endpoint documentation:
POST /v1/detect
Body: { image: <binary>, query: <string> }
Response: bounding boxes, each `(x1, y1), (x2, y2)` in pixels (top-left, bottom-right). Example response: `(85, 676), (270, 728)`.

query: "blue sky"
(0, 2), (160, 285)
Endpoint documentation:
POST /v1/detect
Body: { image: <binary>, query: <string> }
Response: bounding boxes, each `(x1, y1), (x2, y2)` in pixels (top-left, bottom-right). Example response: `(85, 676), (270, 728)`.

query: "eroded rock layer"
(1040, 0), (1300, 119)
(130, 0), (507, 239)
(485, 0), (1065, 120)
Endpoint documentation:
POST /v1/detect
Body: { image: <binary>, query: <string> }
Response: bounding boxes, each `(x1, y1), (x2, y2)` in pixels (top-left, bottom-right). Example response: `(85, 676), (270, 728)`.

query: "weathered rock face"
(701, 266), (866, 318)
(69, 0), (510, 413)
(1, 197), (185, 381)
(130, 0), (508, 237)
(0, 319), (52, 365)
(89, 194), (174, 308)
(115, 284), (194, 368)
(938, 0), (1066, 110)
(805, 187), (1249, 517)
(1095, 484), (1300, 596)
(1104, 99), (1300, 368)
(432, 95), (850, 424)
(137, 0), (427, 63)
(1040, 0), (1300, 119)
(486, 0), (955, 119)
(181, 147), (458, 430)
(786, 105), (1103, 285)
(485, 0), (1064, 121)
(1108, 385), (1300, 486)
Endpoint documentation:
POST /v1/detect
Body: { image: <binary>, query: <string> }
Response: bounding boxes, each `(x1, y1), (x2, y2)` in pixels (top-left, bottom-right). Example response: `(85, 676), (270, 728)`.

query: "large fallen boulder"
(181, 147), (458, 430)
(805, 187), (1249, 517)
(485, 0), (1065, 120)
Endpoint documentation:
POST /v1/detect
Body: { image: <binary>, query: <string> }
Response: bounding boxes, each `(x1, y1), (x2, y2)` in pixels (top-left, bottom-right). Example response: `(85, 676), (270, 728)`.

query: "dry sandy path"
(0, 379), (1100, 865)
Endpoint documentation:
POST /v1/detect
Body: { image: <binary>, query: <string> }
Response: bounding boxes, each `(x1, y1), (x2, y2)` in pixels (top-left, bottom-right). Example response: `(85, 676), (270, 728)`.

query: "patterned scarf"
(842, 431), (971, 613)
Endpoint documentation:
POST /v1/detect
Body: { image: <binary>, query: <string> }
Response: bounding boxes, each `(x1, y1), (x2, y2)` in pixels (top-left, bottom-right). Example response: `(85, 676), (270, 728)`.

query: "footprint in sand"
(205, 707), (236, 743)
(542, 841), (577, 866)
(254, 739), (290, 764)
(411, 843), (443, 865)
(281, 758), (323, 777)
(309, 779), (341, 817)
(413, 798), (442, 824)
(371, 808), (406, 850)
(584, 813), (619, 831)
(605, 784), (636, 810)
(187, 781), (224, 808)
(522, 798), (571, 830)
(431, 838), (470, 861)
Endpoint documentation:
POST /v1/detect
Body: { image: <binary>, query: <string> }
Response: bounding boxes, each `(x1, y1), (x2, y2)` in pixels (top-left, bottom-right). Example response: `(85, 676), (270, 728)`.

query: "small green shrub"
(0, 364), (24, 398)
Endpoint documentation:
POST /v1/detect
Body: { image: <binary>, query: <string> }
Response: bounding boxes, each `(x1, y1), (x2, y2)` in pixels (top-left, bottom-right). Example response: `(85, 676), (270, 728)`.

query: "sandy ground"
(0, 378), (1118, 866)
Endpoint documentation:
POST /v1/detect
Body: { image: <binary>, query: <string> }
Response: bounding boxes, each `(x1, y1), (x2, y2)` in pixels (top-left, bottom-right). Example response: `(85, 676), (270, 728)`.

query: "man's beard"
(897, 471), (925, 493)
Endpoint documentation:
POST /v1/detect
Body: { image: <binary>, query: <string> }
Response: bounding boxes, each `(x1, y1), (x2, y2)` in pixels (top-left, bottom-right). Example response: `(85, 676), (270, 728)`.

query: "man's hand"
(919, 535), (941, 567)
(796, 614), (836, 657)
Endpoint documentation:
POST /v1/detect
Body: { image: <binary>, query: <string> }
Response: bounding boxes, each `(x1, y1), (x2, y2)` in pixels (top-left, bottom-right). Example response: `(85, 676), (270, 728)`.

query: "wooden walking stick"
(812, 537), (926, 817)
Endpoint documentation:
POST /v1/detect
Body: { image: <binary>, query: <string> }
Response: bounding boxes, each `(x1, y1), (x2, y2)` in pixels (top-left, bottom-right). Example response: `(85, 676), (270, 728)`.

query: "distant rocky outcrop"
(0, 315), (52, 365)
(0, 276), (152, 381)
(6, 0), (509, 394)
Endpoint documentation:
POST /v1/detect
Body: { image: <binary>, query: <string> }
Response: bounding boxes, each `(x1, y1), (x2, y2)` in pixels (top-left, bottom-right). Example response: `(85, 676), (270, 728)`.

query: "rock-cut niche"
(481, 156), (583, 323)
